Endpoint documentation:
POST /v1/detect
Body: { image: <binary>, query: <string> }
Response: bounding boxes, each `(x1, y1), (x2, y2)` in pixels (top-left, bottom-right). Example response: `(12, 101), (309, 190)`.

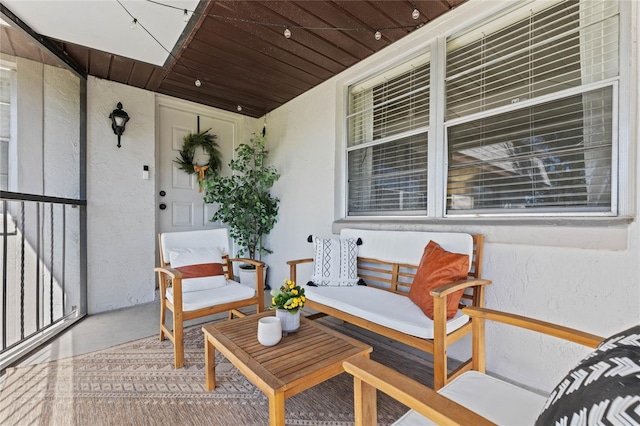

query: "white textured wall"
(263, 0), (640, 392)
(44, 65), (80, 198)
(87, 77), (156, 313)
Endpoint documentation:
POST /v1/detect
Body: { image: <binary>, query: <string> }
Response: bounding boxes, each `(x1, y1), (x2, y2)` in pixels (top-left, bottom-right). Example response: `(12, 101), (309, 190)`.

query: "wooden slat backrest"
(354, 234), (484, 299)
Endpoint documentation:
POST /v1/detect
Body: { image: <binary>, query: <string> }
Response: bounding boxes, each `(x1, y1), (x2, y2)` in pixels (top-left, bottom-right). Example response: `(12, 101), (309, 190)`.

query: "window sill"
(333, 216), (634, 251)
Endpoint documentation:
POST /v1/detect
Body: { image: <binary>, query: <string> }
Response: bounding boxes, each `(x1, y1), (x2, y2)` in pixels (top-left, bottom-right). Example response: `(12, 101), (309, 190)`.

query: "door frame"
(153, 94), (249, 262)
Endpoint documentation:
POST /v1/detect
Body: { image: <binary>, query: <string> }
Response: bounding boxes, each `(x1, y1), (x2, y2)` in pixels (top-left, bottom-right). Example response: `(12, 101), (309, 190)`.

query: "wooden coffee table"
(202, 311), (372, 426)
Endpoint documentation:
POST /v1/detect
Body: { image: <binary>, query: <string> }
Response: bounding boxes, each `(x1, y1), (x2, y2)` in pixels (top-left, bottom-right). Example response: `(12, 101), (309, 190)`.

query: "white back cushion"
(340, 229), (473, 272)
(168, 247), (227, 292)
(160, 228), (230, 264)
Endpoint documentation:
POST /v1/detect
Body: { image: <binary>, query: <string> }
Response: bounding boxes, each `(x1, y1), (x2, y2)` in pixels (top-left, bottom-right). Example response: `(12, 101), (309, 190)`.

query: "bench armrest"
(154, 265), (183, 280)
(228, 258), (265, 268)
(343, 357), (495, 426)
(287, 258), (314, 266)
(462, 306), (604, 348)
(287, 258), (314, 283)
(430, 278), (492, 298)
(228, 259), (265, 301)
(155, 266), (184, 307)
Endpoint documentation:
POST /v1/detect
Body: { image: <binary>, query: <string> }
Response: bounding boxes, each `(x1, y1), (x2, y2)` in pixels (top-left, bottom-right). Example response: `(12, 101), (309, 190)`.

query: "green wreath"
(174, 129), (222, 189)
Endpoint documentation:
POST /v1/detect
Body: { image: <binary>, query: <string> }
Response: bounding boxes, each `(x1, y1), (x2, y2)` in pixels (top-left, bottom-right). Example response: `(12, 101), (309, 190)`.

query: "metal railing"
(0, 192), (87, 369)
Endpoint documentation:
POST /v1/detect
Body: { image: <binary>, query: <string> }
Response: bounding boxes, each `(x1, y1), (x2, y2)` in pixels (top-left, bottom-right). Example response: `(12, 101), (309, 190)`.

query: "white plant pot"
(238, 264), (268, 289)
(276, 309), (300, 335)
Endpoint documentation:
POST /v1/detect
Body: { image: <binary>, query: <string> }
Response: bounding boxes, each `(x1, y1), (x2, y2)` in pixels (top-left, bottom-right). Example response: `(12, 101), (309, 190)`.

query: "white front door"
(156, 97), (243, 235)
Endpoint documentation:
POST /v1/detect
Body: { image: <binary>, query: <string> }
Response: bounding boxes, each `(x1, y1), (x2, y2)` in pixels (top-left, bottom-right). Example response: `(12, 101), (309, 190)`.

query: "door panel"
(156, 99), (242, 235)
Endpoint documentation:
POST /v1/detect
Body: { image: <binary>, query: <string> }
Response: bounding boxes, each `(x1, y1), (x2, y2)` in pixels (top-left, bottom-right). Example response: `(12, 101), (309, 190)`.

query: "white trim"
(444, 78), (619, 128)
(615, 0), (635, 217)
(345, 127), (429, 152)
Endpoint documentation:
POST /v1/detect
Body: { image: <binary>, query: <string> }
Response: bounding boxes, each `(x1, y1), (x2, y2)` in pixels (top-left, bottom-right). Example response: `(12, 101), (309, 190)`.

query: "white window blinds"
(445, 0), (618, 215)
(346, 55), (430, 215)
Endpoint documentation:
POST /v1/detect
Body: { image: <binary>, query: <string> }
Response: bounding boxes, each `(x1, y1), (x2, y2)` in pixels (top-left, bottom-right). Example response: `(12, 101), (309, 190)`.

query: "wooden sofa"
(343, 306), (609, 425)
(287, 228), (491, 390)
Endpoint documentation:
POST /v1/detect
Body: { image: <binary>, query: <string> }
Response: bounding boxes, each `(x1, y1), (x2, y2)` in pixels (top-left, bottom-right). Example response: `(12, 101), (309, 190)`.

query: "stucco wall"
(86, 78), (259, 313)
(262, 0), (640, 392)
(86, 77), (157, 313)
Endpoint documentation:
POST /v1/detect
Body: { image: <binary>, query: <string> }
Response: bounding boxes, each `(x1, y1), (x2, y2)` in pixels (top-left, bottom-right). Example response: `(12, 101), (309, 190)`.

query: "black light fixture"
(109, 102), (130, 148)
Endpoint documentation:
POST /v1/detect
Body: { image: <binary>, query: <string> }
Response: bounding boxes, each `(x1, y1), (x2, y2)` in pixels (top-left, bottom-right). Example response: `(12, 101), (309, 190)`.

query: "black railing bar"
(20, 201), (25, 340)
(49, 204), (54, 325)
(62, 207), (66, 314)
(0, 191), (86, 206)
(0, 308), (81, 357)
(2, 200), (7, 350)
(36, 203), (40, 329)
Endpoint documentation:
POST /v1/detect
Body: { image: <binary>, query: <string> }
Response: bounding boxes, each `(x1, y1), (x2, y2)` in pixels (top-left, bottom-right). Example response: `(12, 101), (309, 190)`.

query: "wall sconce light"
(109, 102), (130, 148)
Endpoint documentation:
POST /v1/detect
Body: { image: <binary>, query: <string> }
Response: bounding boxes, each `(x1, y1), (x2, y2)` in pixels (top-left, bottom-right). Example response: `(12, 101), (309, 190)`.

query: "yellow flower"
(292, 289), (298, 295)
(301, 296), (306, 302)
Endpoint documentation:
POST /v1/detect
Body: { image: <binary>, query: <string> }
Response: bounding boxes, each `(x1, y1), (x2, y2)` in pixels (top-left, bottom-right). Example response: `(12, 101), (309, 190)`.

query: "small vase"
(276, 309), (300, 335)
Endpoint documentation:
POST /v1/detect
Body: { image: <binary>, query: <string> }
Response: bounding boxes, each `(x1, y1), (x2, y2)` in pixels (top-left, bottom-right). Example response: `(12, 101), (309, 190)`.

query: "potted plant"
(269, 279), (306, 334)
(202, 132), (280, 287)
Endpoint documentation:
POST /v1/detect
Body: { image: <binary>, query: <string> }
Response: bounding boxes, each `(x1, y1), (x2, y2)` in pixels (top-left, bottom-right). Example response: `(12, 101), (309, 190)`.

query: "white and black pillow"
(309, 237), (359, 287)
(535, 325), (640, 426)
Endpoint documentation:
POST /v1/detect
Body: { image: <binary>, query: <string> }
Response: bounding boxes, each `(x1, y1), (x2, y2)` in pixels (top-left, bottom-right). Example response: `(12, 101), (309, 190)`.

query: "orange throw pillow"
(408, 241), (469, 320)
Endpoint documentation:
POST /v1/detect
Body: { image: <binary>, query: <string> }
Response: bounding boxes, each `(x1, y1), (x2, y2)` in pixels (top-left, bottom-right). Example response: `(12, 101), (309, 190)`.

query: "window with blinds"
(445, 0), (618, 215)
(346, 55), (429, 215)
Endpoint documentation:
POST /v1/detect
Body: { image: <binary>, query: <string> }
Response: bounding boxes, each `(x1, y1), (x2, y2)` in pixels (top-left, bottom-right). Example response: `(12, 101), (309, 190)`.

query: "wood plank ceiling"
(3, 1), (467, 118)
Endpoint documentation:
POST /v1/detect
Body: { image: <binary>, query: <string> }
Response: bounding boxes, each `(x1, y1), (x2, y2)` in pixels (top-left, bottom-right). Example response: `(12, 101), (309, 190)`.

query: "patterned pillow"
(309, 237), (359, 286)
(534, 325), (640, 426)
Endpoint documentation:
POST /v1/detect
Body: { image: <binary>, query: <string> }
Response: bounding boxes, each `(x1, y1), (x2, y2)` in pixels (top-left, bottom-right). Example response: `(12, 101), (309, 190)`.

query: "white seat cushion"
(165, 280), (255, 312)
(301, 285), (469, 339)
(393, 371), (548, 426)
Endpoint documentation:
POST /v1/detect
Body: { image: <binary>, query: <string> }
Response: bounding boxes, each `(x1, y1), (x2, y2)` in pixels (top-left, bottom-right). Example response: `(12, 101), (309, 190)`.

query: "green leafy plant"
(270, 280), (306, 314)
(203, 133), (280, 263)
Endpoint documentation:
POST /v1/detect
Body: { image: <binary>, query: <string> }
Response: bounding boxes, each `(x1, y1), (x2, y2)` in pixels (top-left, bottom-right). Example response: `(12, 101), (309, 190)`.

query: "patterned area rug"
(0, 318), (435, 426)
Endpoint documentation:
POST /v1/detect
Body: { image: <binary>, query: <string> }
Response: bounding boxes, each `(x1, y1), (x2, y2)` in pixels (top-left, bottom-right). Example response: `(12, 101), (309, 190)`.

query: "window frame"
(345, 52), (431, 217)
(340, 0), (632, 222)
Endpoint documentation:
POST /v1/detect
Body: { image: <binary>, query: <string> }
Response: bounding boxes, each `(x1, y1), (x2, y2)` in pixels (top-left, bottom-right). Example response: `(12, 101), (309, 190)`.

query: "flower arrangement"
(269, 280), (306, 314)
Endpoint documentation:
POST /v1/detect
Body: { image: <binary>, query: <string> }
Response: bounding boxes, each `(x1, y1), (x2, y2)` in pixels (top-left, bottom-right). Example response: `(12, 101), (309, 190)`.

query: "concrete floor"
(18, 301), (161, 366)
(16, 294), (271, 367)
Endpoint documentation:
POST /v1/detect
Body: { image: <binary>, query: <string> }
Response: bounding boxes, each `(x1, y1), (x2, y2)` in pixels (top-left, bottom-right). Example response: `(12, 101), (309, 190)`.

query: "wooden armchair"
(343, 306), (616, 425)
(155, 228), (264, 368)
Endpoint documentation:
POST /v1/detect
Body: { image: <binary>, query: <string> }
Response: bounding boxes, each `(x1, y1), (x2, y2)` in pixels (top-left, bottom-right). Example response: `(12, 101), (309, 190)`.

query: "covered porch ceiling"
(0, 0), (466, 118)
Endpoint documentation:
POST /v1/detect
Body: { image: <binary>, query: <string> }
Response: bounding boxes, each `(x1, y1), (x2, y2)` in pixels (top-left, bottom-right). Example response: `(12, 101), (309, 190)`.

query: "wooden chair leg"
(472, 316), (486, 373)
(173, 311), (184, 369)
(433, 297), (447, 390)
(159, 298), (166, 341)
(354, 376), (377, 426)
